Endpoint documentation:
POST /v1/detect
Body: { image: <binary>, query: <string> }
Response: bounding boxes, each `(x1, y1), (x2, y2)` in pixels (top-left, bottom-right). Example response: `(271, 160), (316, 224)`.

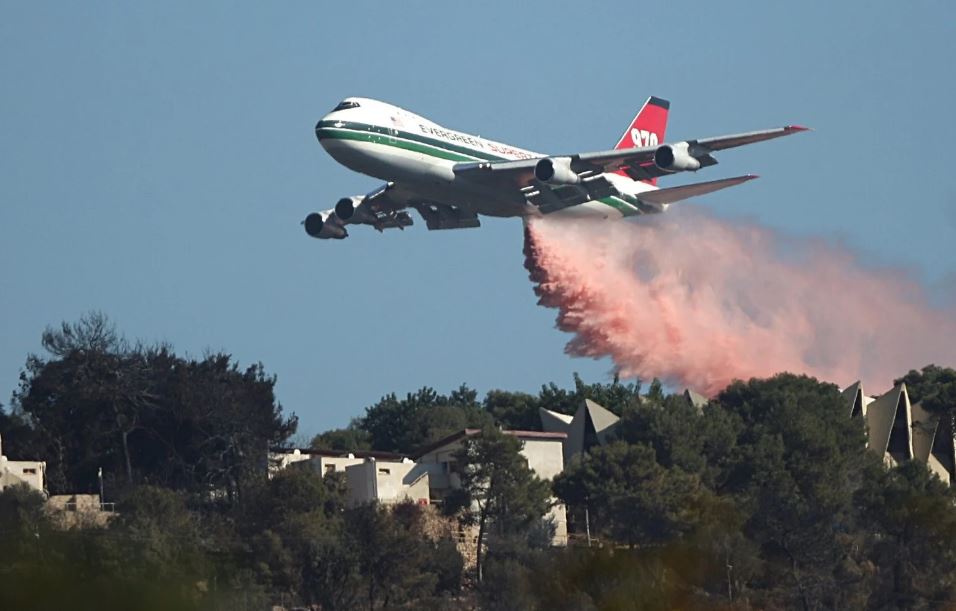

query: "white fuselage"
(315, 97), (658, 220)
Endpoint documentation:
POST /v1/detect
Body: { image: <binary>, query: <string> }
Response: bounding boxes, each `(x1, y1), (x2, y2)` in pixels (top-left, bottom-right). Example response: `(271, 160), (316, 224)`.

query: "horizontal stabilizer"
(637, 174), (758, 206)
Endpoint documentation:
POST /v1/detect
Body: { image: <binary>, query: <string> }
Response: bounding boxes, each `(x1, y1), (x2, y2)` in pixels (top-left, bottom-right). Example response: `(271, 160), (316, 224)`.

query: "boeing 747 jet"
(304, 96), (806, 240)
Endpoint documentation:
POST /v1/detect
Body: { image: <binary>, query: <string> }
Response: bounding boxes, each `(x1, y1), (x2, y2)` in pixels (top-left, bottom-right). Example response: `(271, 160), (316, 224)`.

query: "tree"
(895, 365), (956, 415)
(356, 385), (491, 454)
(857, 460), (956, 608)
(535, 373), (642, 418)
(0, 484), (50, 562)
(711, 374), (872, 610)
(553, 441), (708, 548)
(343, 503), (439, 610)
(310, 426), (371, 452)
(483, 389), (542, 431)
(235, 468), (348, 606)
(446, 427), (551, 582)
(12, 314), (298, 498)
(613, 393), (709, 475)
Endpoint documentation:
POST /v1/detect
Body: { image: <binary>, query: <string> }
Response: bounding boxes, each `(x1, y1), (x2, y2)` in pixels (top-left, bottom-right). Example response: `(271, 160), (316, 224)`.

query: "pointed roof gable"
(683, 389), (708, 412)
(539, 408), (573, 435)
(910, 402), (940, 462)
(931, 411), (956, 480)
(842, 381), (865, 418)
(865, 383), (913, 460)
(584, 399), (620, 445)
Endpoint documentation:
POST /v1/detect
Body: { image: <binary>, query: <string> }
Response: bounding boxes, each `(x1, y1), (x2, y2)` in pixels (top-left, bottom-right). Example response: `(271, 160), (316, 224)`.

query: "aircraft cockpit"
(332, 100), (360, 111)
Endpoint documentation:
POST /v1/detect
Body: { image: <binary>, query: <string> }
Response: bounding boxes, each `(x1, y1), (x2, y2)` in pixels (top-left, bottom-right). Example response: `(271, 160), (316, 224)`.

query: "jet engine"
(303, 211), (347, 239)
(653, 142), (701, 172)
(333, 196), (362, 222)
(534, 157), (580, 185)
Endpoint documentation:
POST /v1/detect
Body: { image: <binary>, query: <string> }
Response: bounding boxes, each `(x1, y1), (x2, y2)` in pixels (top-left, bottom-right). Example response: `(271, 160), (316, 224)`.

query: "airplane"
(303, 96), (807, 240)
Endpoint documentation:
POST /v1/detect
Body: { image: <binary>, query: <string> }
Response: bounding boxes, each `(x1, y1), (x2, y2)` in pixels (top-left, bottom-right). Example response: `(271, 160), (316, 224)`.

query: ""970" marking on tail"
(631, 129), (659, 147)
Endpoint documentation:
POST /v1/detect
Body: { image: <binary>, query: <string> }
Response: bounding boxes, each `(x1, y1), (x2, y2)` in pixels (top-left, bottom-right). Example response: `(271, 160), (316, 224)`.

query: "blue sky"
(2, 2), (954, 438)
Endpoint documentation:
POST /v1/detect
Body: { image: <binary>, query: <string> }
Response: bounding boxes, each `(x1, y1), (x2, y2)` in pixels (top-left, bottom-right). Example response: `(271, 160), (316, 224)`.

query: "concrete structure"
(411, 429), (569, 545)
(540, 399), (621, 466)
(47, 494), (115, 528)
(345, 457), (429, 506)
(843, 381), (956, 484)
(268, 447), (404, 478)
(0, 433), (46, 494)
(683, 388), (708, 411)
(270, 428), (570, 545)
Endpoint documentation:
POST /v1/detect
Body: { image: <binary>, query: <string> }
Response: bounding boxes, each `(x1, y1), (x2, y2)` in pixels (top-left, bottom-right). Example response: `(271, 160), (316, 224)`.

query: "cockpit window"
(333, 100), (360, 111)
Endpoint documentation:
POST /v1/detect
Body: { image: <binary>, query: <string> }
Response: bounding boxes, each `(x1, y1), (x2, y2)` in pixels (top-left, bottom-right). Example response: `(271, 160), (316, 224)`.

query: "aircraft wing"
(453, 125), (808, 185)
(636, 174), (759, 206)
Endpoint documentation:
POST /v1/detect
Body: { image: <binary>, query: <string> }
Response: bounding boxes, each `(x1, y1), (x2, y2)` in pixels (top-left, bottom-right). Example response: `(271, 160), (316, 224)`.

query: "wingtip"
(785, 125), (812, 132)
(745, 174), (760, 180)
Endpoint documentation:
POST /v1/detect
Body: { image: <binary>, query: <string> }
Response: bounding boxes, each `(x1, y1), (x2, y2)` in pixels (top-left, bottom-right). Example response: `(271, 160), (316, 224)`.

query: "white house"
(270, 428), (570, 545)
(0, 433), (46, 494)
(411, 429), (569, 545)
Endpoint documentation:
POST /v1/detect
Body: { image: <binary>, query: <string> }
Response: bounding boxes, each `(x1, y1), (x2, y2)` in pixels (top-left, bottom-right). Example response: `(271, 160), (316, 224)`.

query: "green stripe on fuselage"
(316, 120), (643, 217)
(317, 127), (480, 162)
(316, 120), (508, 162)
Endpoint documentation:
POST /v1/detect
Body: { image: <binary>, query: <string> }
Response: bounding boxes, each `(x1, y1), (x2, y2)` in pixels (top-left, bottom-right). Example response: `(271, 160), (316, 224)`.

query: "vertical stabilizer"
(613, 96), (670, 185)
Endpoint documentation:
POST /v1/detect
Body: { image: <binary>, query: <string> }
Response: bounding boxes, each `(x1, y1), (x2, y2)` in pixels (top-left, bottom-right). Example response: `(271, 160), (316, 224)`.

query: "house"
(268, 447), (404, 478)
(270, 428), (569, 545)
(409, 429), (568, 545)
(0, 433), (46, 494)
(844, 381), (956, 484)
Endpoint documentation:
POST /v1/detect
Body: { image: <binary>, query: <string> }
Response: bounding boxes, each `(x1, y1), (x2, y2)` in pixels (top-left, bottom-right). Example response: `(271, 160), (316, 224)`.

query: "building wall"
(519, 438), (568, 544)
(417, 434), (568, 545)
(47, 494), (114, 528)
(315, 455), (364, 474)
(522, 439), (564, 480)
(0, 436), (46, 494)
(345, 459), (428, 506)
(268, 449), (311, 477)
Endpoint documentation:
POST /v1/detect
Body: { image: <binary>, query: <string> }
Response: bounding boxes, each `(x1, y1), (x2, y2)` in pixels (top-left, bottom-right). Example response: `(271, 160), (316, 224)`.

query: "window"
(378, 468), (391, 475)
(333, 100), (360, 111)
(22, 468), (36, 475)
(324, 465), (336, 474)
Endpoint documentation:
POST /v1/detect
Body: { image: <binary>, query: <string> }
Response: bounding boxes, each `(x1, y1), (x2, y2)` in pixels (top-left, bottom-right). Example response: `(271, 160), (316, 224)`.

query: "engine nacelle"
(334, 196), (362, 221)
(534, 157), (580, 185)
(303, 211), (347, 239)
(653, 142), (701, 172)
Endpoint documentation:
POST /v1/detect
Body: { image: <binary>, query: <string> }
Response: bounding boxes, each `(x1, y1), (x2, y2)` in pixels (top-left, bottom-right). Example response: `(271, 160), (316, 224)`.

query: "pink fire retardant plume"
(523, 208), (956, 396)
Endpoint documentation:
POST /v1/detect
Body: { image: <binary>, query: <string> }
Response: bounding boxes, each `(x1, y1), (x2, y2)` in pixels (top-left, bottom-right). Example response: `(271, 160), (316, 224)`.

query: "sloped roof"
(539, 408), (573, 434)
(412, 428), (567, 459)
(865, 383), (912, 458)
(585, 399), (620, 445)
(842, 381), (865, 418)
(910, 402), (939, 462)
(683, 389), (709, 411)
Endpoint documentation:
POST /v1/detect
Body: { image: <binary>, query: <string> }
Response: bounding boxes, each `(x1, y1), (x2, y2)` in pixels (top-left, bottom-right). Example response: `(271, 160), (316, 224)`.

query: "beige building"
(345, 457), (430, 506)
(0, 433), (46, 494)
(268, 447), (403, 478)
(410, 429), (569, 545)
(271, 428), (569, 545)
(843, 381), (955, 483)
(47, 494), (114, 528)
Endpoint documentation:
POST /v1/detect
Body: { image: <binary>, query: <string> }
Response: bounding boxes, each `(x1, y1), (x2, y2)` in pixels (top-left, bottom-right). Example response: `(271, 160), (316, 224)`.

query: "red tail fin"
(613, 96), (669, 185)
